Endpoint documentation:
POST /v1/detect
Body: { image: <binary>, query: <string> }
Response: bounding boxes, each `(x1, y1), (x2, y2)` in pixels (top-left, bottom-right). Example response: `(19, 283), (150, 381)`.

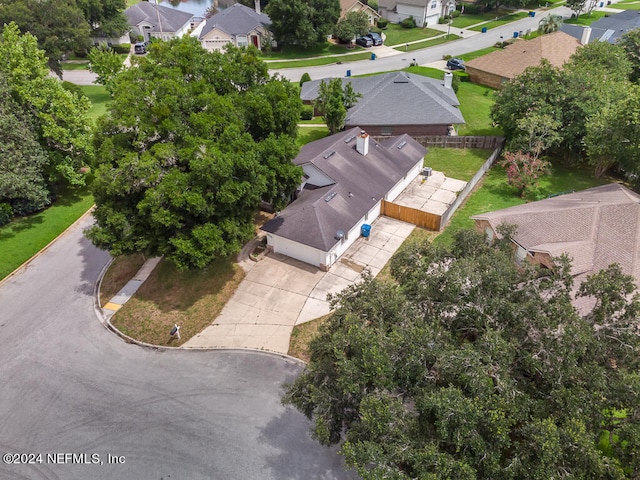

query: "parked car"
(355, 36), (373, 48)
(446, 58), (465, 71)
(366, 32), (383, 46)
(134, 42), (147, 54)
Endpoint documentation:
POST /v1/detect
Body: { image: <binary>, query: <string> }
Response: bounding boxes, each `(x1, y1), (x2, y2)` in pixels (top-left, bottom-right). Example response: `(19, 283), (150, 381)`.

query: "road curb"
(0, 207), (95, 288)
(92, 255), (307, 366)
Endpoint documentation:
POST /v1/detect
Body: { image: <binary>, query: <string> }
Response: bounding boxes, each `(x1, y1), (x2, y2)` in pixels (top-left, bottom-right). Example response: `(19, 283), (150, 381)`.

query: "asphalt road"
(0, 215), (353, 480)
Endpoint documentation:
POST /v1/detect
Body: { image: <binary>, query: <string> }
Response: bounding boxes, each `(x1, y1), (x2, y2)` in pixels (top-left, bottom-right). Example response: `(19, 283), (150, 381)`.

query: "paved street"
(0, 215), (353, 480)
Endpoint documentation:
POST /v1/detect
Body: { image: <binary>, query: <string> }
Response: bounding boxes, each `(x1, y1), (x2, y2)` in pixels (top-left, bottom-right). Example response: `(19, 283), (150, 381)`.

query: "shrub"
(377, 18), (388, 29)
(400, 16), (416, 29)
(451, 73), (460, 93)
(451, 10), (461, 17)
(299, 72), (312, 86)
(300, 105), (314, 120)
(442, 54), (452, 60)
(0, 203), (13, 227)
(439, 16), (447, 24)
(453, 70), (470, 82)
(111, 43), (131, 54)
(459, 2), (482, 14)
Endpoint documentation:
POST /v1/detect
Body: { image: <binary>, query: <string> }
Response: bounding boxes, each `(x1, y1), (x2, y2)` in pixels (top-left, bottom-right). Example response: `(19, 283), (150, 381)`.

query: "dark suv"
(355, 36), (373, 47)
(134, 42), (147, 54)
(446, 58), (465, 71)
(366, 32), (383, 46)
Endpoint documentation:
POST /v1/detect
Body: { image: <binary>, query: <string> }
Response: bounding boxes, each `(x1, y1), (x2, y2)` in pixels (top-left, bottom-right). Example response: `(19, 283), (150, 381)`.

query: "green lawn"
(0, 187), (94, 280)
(61, 61), (90, 70)
(299, 117), (328, 125)
(297, 126), (329, 147)
(451, 9), (516, 28)
(469, 11), (530, 31)
(457, 46), (501, 62)
(260, 42), (359, 60)
(425, 148), (490, 181)
(393, 35), (461, 52)
(456, 82), (502, 136)
(564, 11), (607, 24)
(375, 24), (443, 45)
(608, 0), (640, 9)
(78, 85), (111, 121)
(267, 53), (371, 69)
(433, 163), (609, 246)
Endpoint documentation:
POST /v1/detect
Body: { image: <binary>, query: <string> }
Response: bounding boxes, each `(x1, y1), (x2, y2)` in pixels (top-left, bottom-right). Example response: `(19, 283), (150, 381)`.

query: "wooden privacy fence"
(381, 201), (441, 231)
(413, 136), (503, 149)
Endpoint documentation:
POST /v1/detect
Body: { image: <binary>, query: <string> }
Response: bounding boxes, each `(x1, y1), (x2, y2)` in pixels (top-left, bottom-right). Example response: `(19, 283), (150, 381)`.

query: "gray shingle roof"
(124, 2), (193, 33)
(199, 3), (270, 39)
(471, 183), (640, 281)
(261, 127), (427, 251)
(588, 9), (640, 43)
(301, 72), (465, 126)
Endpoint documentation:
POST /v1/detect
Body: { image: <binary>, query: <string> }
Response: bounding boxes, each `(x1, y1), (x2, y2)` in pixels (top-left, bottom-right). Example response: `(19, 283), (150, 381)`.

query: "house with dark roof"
(340, 0), (381, 26)
(261, 127), (427, 269)
(465, 31), (580, 89)
(471, 184), (640, 300)
(378, 0), (456, 27)
(194, 3), (271, 52)
(124, 2), (194, 42)
(561, 9), (640, 44)
(301, 72), (465, 136)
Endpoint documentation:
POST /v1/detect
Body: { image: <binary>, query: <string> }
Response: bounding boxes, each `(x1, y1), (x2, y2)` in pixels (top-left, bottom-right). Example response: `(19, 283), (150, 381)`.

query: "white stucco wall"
(386, 159), (423, 201)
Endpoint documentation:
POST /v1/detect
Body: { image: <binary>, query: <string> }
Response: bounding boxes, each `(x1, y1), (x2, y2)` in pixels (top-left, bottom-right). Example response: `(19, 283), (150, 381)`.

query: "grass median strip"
(267, 52), (372, 69)
(469, 11), (529, 31)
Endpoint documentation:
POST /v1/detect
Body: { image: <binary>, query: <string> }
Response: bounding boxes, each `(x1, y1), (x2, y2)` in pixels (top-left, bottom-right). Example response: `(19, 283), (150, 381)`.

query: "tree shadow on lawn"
(0, 214), (45, 240)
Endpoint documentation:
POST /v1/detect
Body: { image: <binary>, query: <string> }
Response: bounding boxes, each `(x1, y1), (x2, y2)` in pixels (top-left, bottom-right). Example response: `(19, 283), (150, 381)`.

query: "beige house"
(472, 184), (640, 310)
(195, 3), (271, 52)
(465, 31), (580, 89)
(340, 0), (382, 26)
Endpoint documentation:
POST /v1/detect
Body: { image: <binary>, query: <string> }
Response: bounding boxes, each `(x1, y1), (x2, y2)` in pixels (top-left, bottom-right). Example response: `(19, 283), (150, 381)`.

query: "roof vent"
(335, 230), (345, 240)
(323, 151), (335, 159)
(324, 192), (337, 202)
(344, 135), (356, 143)
(397, 141), (407, 150)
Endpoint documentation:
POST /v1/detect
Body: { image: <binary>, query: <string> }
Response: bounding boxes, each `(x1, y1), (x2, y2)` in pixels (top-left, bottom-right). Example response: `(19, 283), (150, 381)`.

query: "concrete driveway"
(183, 216), (415, 353)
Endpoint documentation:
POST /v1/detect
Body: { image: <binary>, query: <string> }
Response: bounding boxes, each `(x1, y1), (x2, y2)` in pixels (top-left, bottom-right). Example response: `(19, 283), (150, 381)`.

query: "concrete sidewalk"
(102, 257), (162, 318)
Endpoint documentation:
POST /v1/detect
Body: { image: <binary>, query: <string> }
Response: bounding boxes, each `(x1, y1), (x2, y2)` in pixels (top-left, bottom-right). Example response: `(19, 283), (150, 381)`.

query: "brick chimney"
(356, 130), (369, 156)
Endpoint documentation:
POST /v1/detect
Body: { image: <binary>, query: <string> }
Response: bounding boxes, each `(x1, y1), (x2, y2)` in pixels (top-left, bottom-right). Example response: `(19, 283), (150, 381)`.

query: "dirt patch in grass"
(110, 256), (245, 347)
(288, 314), (332, 362)
(100, 254), (146, 306)
(253, 210), (275, 235)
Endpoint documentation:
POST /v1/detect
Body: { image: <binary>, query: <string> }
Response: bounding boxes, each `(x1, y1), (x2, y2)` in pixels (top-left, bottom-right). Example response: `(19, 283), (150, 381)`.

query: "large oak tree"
(87, 39), (303, 269)
(284, 229), (640, 479)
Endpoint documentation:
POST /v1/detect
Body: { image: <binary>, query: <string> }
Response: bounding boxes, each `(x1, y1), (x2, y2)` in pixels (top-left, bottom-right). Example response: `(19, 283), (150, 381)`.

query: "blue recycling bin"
(361, 224), (371, 238)
(529, 10), (535, 17)
(346, 69), (351, 77)
(371, 53), (376, 60)
(481, 27), (487, 33)
(513, 31), (519, 38)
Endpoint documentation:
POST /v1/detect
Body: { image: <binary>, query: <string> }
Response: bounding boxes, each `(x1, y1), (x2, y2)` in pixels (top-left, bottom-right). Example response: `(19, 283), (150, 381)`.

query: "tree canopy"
(87, 39), (303, 270)
(491, 42), (633, 171)
(333, 11), (370, 43)
(266, 0), (340, 49)
(284, 229), (640, 479)
(0, 23), (92, 189)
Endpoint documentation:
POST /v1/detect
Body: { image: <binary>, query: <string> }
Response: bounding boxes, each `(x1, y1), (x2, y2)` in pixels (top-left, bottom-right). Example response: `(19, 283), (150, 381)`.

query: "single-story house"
(340, 0), (382, 26)
(378, 0), (456, 27)
(561, 9), (640, 44)
(301, 72), (465, 136)
(261, 127), (427, 270)
(471, 184), (640, 308)
(193, 2), (271, 52)
(465, 31), (580, 89)
(124, 2), (194, 42)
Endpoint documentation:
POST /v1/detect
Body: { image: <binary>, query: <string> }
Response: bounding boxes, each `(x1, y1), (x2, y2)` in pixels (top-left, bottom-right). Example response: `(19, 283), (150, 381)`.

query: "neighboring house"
(194, 3), (271, 52)
(261, 127), (427, 270)
(465, 31), (580, 89)
(561, 9), (640, 44)
(124, 2), (194, 42)
(378, 0), (456, 27)
(301, 72), (465, 136)
(471, 184), (640, 309)
(339, 0), (382, 26)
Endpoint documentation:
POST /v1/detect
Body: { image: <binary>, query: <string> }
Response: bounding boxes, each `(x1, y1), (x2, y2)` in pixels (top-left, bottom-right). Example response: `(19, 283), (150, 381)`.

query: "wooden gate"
(382, 200), (441, 231)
